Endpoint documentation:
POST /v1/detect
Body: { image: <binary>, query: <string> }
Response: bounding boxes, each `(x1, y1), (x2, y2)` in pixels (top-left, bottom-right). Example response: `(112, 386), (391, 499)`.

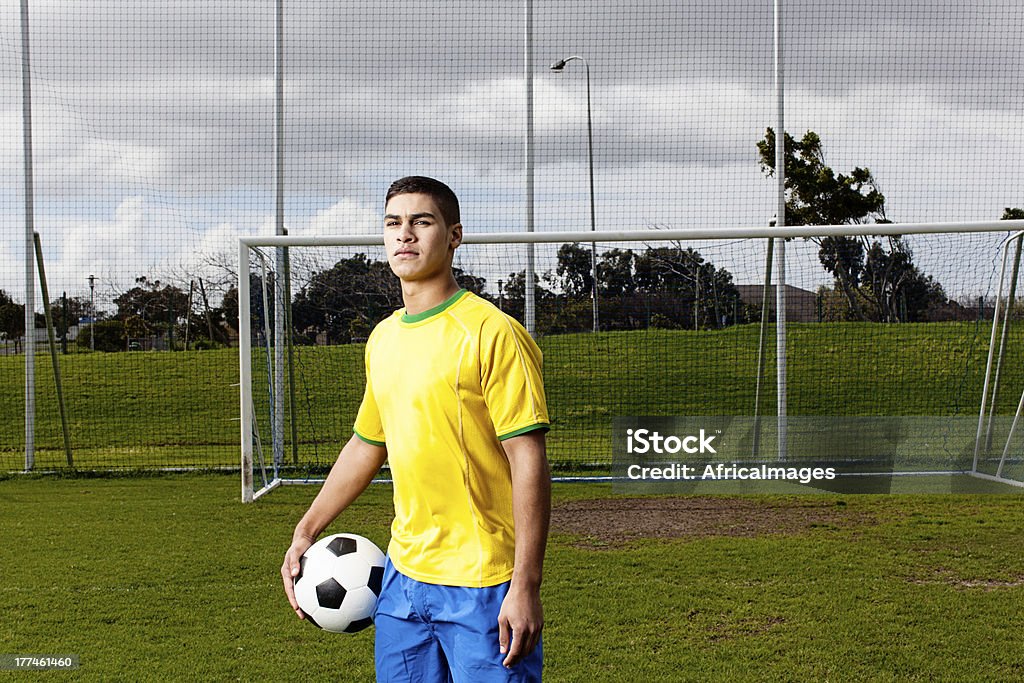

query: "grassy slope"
(2, 322), (1022, 469)
(0, 475), (1021, 681)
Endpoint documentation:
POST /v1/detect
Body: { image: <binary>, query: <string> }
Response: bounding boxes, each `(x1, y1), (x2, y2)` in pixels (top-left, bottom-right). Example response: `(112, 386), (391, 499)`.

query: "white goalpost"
(974, 230), (1024, 488)
(239, 220), (1024, 502)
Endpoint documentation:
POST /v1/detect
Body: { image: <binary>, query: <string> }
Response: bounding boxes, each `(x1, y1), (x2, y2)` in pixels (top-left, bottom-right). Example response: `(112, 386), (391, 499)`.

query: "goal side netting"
(239, 222), (1024, 501)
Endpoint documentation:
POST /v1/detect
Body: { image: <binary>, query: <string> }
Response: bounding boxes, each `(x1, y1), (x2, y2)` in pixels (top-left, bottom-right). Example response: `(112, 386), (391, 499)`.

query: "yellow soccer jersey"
(353, 289), (549, 587)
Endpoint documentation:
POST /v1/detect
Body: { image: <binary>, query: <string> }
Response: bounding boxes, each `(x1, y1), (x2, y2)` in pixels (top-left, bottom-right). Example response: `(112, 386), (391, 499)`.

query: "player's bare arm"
(497, 430), (551, 668)
(281, 434), (387, 619)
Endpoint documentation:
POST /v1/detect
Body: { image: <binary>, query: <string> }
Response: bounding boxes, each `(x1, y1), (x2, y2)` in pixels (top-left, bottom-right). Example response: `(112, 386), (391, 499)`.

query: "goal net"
(240, 222), (1024, 501)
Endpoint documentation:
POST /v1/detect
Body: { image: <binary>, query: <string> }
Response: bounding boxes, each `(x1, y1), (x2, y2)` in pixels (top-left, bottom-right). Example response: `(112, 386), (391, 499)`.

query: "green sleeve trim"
(497, 423), (550, 441)
(353, 429), (386, 447)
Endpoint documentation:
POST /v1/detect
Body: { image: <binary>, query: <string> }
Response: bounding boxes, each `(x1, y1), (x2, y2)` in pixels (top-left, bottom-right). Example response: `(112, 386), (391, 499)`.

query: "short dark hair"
(385, 176), (461, 226)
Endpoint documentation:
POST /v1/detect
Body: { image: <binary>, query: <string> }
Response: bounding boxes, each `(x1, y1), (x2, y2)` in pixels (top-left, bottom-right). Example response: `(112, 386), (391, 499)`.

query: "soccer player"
(282, 176), (551, 682)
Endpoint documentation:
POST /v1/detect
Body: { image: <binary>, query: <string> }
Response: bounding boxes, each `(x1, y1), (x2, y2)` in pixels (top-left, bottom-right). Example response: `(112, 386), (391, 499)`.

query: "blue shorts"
(373, 559), (543, 683)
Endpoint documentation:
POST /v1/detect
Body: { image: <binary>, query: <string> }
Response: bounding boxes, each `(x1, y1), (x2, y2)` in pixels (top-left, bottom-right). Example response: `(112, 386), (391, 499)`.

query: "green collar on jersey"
(401, 288), (469, 324)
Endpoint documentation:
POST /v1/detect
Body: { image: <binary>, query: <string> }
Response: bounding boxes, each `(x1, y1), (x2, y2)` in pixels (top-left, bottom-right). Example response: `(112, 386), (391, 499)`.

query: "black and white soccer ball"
(294, 533), (386, 633)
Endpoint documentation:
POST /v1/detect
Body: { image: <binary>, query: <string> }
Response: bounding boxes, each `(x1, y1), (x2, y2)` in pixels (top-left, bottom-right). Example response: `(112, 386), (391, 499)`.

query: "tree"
(0, 290), (24, 350)
(757, 129), (888, 227)
(634, 246), (741, 329)
(548, 244), (742, 331)
(0, 289), (44, 350)
(863, 238), (947, 322)
(453, 265), (487, 297)
(49, 295), (93, 336)
(113, 277), (189, 337)
(554, 243), (594, 298)
(758, 128), (886, 319)
(90, 319), (127, 352)
(291, 254), (401, 344)
(219, 285), (239, 334)
(758, 128), (948, 321)
(498, 270), (564, 332)
(214, 272), (284, 347)
(597, 248), (636, 297)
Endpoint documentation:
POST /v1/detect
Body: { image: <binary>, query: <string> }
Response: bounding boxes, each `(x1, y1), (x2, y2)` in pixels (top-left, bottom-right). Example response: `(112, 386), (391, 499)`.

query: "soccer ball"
(293, 533), (386, 633)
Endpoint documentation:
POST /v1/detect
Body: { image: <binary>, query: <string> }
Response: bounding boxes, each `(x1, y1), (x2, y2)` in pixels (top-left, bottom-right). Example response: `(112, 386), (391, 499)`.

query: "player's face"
(384, 193), (462, 283)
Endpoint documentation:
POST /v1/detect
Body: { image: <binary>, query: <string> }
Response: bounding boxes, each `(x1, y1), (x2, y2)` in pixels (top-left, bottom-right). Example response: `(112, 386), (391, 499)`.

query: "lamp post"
(550, 55), (599, 333)
(88, 274), (95, 351)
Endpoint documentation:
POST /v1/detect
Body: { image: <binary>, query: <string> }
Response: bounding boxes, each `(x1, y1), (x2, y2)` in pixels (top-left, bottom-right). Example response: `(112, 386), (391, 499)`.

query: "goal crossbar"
(239, 219), (1024, 250)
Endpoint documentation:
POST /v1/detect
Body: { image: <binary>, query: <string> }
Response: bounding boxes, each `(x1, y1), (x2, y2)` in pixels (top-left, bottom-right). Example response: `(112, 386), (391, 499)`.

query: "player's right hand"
(281, 534), (315, 619)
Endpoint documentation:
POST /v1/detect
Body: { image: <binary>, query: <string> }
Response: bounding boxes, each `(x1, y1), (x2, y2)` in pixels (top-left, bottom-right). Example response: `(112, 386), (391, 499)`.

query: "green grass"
(3, 322), (1024, 470)
(3, 322), (1021, 679)
(0, 350), (242, 468)
(0, 475), (1022, 681)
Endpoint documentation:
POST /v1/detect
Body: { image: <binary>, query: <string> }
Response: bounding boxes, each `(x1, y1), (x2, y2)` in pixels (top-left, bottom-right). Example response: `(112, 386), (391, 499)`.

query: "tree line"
(283, 243), (745, 344)
(0, 276), (234, 353)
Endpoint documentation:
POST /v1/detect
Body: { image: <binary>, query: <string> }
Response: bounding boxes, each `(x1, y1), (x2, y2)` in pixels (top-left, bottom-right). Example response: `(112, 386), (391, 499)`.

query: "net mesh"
(1, 1), (1023, 473)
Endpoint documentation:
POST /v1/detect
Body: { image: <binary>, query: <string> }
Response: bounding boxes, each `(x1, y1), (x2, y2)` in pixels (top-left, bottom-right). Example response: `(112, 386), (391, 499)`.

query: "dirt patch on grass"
(909, 568), (1024, 591)
(552, 496), (871, 547)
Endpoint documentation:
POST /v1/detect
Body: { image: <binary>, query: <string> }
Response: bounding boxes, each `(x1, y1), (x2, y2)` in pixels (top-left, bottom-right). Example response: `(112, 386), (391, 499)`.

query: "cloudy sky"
(2, 0), (1023, 306)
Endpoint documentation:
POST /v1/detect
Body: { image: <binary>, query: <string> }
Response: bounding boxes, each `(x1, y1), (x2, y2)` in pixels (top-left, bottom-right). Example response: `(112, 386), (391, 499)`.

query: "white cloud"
(12, 197), (201, 309)
(306, 198), (380, 237)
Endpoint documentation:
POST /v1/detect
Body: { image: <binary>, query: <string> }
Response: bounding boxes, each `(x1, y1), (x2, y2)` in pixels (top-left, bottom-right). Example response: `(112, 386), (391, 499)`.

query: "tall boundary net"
(240, 221), (1024, 502)
(4, 2), (1024, 478)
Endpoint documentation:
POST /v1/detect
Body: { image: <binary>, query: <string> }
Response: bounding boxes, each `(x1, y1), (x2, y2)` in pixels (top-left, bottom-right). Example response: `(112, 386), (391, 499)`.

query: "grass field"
(2, 322), (1022, 679)
(4, 321), (1024, 472)
(1, 474), (1022, 681)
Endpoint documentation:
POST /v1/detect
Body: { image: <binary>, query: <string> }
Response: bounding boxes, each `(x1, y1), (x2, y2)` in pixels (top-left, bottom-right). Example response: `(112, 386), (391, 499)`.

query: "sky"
(2, 0), (1023, 309)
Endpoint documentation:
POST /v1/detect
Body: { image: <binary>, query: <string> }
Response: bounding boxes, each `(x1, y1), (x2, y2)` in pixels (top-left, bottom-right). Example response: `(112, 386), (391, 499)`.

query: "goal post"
(974, 230), (1024, 487)
(239, 220), (1024, 501)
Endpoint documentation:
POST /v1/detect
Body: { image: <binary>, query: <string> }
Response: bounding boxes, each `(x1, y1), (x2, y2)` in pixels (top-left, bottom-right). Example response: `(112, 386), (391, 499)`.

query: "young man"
(281, 176), (551, 682)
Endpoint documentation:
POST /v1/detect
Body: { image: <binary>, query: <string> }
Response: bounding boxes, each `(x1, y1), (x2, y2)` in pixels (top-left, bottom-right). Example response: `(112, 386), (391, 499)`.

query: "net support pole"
(258, 259), (276, 472)
(272, 0), (286, 471)
(284, 244), (298, 465)
(21, 0), (35, 472)
(33, 232), (73, 467)
(240, 241), (254, 502)
(583, 58), (599, 334)
(974, 238), (1012, 471)
(523, 0), (536, 337)
(198, 277), (216, 343)
(773, 0), (788, 461)
(985, 234), (1022, 450)
(184, 280), (194, 351)
(997, 383), (1024, 479)
(752, 235), (774, 458)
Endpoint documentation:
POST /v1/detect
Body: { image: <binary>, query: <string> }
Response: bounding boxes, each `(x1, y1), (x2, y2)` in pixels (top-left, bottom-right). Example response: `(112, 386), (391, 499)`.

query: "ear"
(449, 222), (463, 250)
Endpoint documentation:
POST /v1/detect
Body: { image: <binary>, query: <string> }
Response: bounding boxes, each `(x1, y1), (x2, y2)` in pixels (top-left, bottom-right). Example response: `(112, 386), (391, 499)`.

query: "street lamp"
(551, 55), (599, 333)
(88, 274), (95, 351)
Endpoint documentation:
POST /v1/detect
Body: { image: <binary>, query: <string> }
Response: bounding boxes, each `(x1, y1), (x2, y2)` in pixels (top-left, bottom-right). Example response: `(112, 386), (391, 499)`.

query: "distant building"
(735, 284), (818, 323)
(0, 325), (81, 356)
